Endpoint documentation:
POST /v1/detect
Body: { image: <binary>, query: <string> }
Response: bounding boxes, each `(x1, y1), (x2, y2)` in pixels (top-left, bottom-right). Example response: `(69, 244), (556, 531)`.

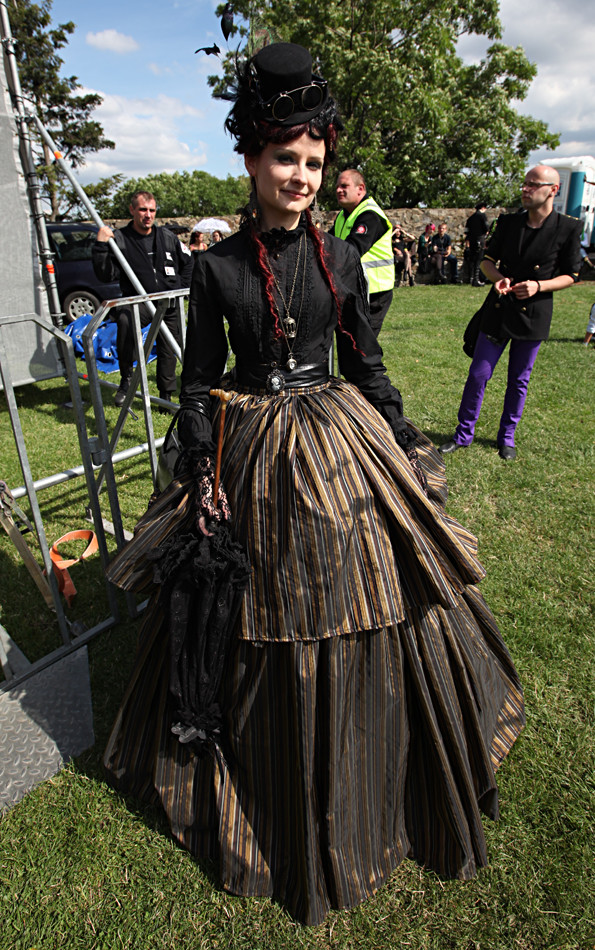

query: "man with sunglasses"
(331, 169), (395, 336)
(439, 165), (581, 461)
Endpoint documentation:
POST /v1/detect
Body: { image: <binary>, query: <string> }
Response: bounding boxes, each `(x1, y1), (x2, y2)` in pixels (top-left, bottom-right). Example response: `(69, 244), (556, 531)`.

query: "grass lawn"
(0, 282), (594, 949)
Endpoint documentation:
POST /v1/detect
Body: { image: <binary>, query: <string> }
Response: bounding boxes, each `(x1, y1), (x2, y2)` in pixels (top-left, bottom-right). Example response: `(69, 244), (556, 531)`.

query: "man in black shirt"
(430, 222), (459, 284)
(465, 202), (489, 286)
(93, 191), (193, 406)
(439, 166), (581, 461)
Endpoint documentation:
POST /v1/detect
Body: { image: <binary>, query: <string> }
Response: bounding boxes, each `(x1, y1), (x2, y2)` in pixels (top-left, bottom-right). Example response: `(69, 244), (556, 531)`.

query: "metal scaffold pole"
(0, 0), (63, 329)
(28, 116), (182, 362)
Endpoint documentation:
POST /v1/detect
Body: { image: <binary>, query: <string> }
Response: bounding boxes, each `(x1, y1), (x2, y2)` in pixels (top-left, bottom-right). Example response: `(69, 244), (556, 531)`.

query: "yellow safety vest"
(333, 196), (394, 294)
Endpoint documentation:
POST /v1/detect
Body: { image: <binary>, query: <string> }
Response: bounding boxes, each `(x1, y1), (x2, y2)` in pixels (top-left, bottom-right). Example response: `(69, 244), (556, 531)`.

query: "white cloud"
(75, 89), (208, 182)
(457, 0), (595, 161)
(86, 30), (139, 55)
(148, 63), (172, 76)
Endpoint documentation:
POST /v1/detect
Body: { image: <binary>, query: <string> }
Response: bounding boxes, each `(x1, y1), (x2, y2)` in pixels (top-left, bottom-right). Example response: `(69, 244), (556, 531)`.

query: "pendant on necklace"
(286, 356), (297, 371)
(283, 316), (297, 339)
(266, 367), (285, 394)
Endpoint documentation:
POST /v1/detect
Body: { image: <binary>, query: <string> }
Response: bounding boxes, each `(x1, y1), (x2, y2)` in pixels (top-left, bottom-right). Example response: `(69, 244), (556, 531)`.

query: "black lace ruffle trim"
(148, 522), (250, 754)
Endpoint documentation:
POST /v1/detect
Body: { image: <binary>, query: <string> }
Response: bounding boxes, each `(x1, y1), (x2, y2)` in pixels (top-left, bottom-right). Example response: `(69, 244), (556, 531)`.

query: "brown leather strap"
(50, 529), (98, 569)
(49, 530), (99, 608)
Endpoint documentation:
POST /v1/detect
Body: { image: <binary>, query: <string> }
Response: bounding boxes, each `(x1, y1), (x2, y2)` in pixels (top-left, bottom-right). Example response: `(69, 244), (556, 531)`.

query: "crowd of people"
(189, 226), (226, 256)
(388, 205), (491, 288)
(92, 151), (588, 443)
(187, 210), (494, 292)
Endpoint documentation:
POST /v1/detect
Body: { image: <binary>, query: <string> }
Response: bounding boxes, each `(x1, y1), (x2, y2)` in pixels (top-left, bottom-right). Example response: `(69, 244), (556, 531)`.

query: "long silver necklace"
(268, 232), (307, 371)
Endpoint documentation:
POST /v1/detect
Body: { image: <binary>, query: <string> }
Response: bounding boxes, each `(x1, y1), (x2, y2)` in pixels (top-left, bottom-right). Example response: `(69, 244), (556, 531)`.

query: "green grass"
(1, 284), (594, 949)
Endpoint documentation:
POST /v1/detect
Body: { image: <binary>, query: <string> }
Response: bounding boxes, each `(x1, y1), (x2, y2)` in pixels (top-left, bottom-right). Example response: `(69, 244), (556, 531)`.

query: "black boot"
(158, 391), (175, 415)
(114, 374), (132, 407)
(471, 262), (485, 287)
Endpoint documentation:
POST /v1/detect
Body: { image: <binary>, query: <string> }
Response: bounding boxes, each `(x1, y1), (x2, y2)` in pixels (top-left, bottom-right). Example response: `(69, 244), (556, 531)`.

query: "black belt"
(234, 361), (330, 394)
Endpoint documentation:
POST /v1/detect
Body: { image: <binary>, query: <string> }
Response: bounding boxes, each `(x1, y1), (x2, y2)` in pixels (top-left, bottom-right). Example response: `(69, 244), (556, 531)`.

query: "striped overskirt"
(104, 377), (525, 925)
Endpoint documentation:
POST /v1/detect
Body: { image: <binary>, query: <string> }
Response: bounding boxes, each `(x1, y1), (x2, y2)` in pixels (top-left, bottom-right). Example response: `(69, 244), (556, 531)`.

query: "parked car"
(46, 222), (121, 322)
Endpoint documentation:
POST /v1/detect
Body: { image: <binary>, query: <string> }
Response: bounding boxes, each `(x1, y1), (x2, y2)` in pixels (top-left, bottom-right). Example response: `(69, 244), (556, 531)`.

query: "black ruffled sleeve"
(178, 251), (229, 458)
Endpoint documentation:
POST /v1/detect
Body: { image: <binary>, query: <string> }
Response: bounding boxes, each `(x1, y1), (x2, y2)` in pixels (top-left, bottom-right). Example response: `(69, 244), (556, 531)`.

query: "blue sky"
(50, 0), (240, 182)
(45, 0), (595, 186)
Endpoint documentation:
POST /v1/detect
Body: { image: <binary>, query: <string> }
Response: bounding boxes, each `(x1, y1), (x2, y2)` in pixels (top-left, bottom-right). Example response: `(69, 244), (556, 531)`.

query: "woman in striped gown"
(104, 42), (525, 926)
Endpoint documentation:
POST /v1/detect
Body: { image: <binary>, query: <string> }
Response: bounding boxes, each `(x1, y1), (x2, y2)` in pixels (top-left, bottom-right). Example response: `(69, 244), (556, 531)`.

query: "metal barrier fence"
(1, 287), (188, 692)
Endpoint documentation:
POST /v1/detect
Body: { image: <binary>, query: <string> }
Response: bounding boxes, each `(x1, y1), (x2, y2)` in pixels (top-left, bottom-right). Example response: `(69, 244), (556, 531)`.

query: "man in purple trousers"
(439, 166), (581, 461)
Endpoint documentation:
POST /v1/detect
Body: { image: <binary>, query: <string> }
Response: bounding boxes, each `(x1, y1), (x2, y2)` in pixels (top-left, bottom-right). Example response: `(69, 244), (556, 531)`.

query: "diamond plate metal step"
(0, 646), (95, 812)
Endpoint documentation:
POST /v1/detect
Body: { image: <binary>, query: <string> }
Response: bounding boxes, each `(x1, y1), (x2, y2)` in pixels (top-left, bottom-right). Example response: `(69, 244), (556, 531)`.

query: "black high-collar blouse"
(179, 223), (414, 450)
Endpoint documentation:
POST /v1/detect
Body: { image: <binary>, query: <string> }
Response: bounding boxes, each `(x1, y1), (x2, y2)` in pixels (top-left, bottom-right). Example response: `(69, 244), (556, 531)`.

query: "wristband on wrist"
(536, 280), (541, 293)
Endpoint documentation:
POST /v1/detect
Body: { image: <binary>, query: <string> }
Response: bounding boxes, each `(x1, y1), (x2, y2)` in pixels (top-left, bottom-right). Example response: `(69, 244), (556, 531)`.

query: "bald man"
(439, 166), (581, 460)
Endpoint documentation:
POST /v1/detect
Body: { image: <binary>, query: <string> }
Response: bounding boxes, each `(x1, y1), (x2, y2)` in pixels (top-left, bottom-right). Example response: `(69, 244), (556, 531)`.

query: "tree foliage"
(108, 170), (251, 218)
(63, 174), (126, 221)
(8, 0), (114, 220)
(211, 0), (559, 207)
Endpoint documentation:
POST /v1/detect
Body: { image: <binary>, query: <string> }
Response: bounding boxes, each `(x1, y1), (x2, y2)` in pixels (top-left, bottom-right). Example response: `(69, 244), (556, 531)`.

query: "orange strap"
(48, 530), (98, 608)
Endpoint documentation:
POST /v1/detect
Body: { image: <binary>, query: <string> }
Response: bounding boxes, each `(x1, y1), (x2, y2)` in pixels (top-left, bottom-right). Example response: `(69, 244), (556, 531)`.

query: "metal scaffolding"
(0, 0), (189, 810)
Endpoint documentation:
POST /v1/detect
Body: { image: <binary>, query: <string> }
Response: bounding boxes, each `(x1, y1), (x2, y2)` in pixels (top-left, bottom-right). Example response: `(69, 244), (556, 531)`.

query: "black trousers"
(467, 239), (486, 284)
(115, 303), (182, 395)
(369, 289), (393, 337)
(431, 252), (458, 282)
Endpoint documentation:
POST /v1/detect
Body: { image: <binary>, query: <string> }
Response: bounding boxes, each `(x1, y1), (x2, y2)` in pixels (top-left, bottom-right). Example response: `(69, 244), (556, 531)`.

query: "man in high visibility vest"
(331, 169), (395, 336)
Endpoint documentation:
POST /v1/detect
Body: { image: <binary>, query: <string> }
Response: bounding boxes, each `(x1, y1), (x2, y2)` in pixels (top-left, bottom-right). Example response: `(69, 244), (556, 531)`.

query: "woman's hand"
(493, 277), (512, 295)
(510, 279), (541, 299)
(194, 456), (232, 536)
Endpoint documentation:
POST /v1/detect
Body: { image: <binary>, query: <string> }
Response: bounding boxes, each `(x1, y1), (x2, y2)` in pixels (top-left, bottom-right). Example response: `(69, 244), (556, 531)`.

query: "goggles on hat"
(256, 78), (328, 122)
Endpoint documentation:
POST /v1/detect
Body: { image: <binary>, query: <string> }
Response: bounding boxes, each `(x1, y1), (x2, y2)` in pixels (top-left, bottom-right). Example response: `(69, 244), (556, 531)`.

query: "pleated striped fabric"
(210, 378), (485, 642)
(104, 377), (525, 926)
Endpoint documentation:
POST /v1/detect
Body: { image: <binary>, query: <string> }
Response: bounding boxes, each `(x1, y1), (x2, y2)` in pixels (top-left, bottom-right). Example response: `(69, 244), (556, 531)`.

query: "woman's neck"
(259, 210), (302, 233)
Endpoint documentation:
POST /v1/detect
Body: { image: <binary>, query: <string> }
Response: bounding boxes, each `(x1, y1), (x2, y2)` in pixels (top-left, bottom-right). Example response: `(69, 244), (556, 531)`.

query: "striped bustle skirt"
(104, 377), (525, 926)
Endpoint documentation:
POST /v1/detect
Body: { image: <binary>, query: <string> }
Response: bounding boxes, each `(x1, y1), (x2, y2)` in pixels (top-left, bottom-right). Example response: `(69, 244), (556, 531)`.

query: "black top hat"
(251, 42), (329, 127)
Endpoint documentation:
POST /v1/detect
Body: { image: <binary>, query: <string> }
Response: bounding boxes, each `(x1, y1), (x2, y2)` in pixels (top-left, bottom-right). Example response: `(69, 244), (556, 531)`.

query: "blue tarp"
(63, 313), (157, 374)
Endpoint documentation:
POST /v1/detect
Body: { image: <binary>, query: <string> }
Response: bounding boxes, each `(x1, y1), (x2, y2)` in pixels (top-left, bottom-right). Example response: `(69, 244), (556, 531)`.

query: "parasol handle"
(210, 389), (233, 505)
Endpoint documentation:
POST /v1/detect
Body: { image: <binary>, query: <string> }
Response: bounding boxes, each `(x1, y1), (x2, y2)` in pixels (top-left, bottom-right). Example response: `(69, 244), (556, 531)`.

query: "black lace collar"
(259, 217), (307, 251)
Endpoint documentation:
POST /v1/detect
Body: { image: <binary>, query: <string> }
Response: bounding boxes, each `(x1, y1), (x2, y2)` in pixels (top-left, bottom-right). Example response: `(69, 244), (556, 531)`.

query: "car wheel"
(63, 290), (101, 323)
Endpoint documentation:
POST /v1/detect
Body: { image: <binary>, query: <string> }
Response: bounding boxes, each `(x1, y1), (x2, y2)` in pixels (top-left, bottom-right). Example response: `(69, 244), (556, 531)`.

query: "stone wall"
(104, 208), (509, 253)
(101, 207), (595, 280)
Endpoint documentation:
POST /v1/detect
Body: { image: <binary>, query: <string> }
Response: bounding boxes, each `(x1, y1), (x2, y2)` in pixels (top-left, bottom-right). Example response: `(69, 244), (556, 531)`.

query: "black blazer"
(480, 210), (581, 340)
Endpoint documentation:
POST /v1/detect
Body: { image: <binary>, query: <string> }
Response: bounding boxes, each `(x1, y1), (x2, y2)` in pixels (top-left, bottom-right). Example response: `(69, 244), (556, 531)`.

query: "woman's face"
(245, 131), (326, 231)
(213, 231), (222, 242)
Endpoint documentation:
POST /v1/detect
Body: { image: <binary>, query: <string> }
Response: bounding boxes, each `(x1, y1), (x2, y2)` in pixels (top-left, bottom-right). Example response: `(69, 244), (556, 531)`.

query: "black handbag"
(463, 290), (496, 358)
(463, 307), (483, 358)
(464, 290), (518, 357)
